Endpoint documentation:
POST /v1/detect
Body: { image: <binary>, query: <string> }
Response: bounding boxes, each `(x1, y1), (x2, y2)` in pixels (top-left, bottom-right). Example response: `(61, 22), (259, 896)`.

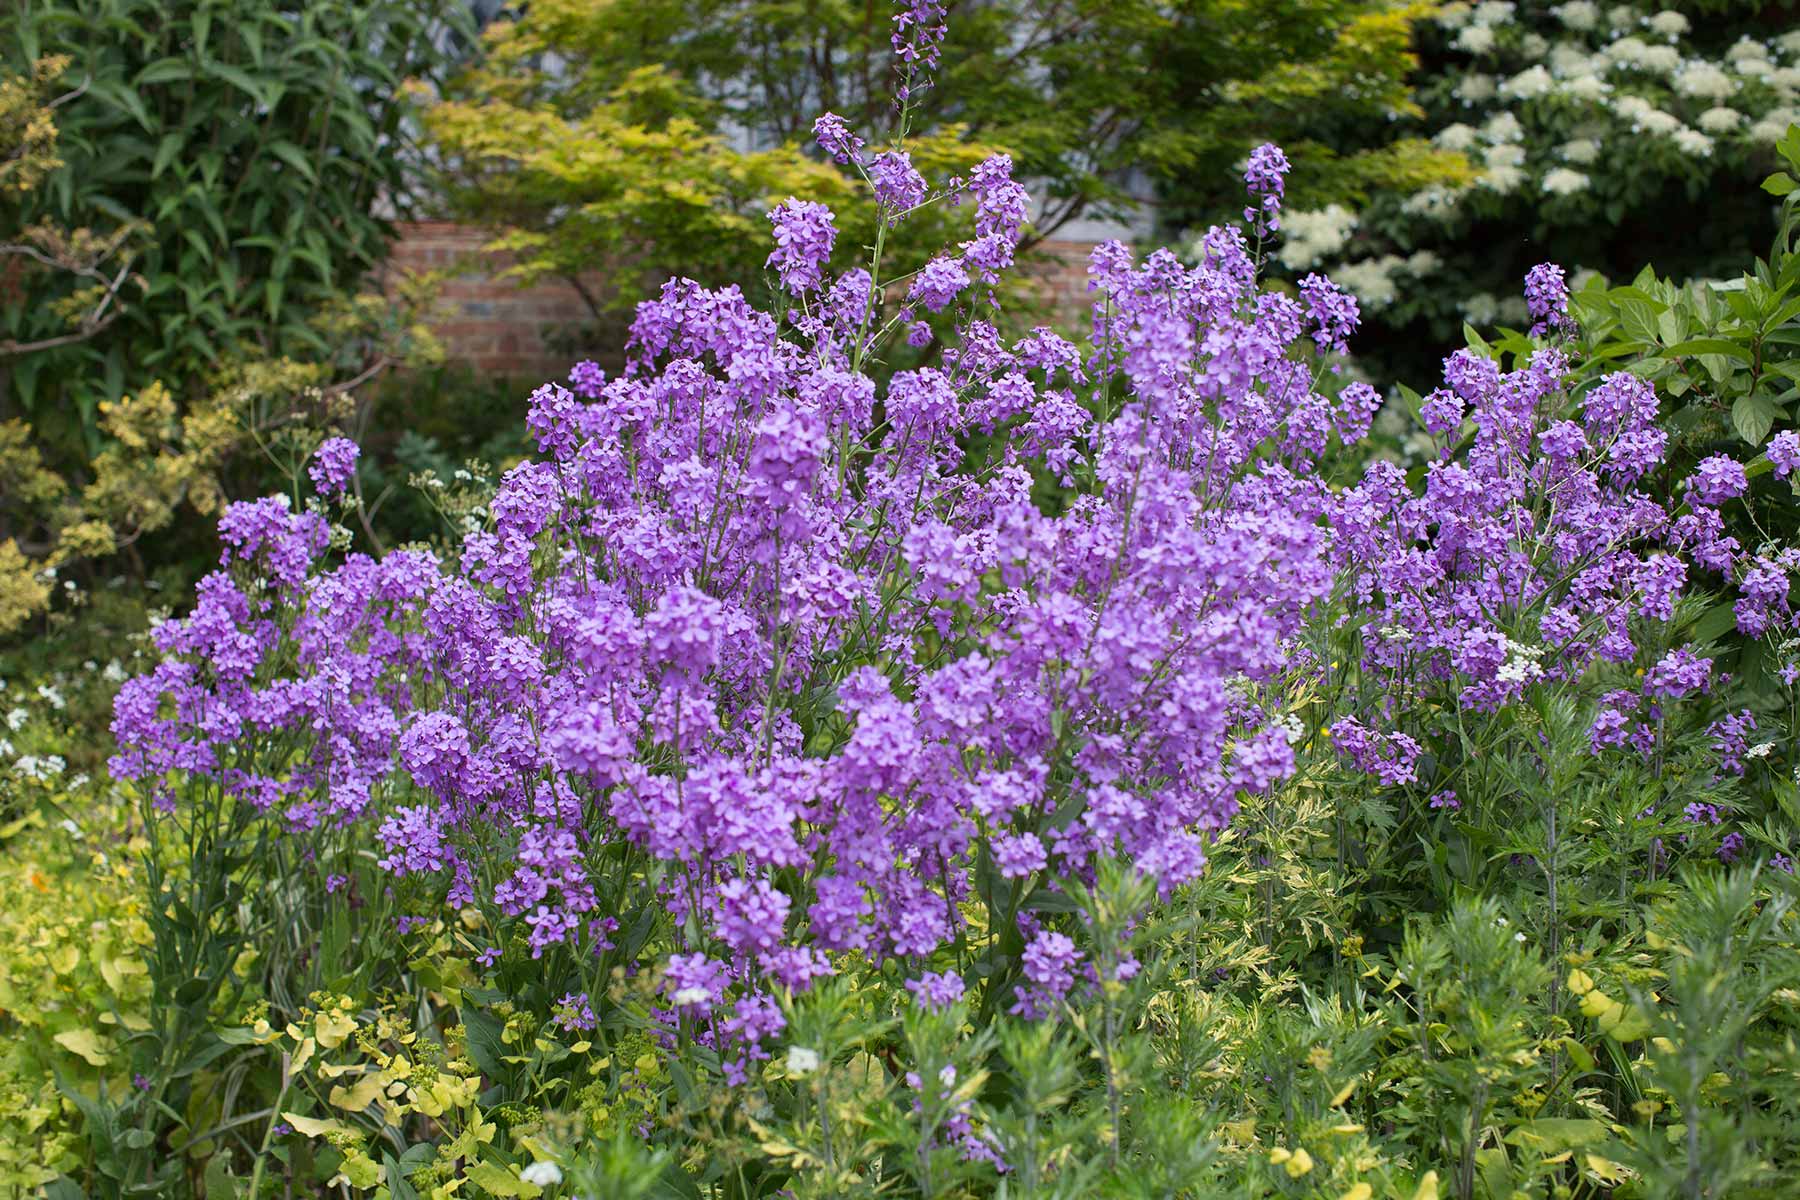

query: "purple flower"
(813, 112), (864, 164)
(1768, 429), (1800, 478)
(767, 199), (838, 295)
(908, 256), (970, 313)
(870, 149), (927, 215)
(1243, 143), (1290, 236)
(1688, 455), (1748, 506)
(905, 970), (966, 1011)
(1524, 263), (1573, 335)
(309, 437), (360, 496)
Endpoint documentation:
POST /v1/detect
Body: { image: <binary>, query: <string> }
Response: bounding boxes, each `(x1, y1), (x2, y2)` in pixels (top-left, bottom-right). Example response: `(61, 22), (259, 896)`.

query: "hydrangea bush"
(1248, 1), (1800, 378)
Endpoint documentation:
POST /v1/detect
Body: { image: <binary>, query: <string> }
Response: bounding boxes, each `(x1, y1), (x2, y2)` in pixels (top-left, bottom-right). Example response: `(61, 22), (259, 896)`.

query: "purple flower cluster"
(112, 65), (1799, 1083)
(1524, 262), (1573, 336)
(309, 437), (360, 496)
(114, 128), (1357, 1072)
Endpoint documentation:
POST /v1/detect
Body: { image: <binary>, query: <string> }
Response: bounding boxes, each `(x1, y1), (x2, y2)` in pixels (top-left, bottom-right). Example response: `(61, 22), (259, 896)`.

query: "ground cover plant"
(5, 3), (1800, 1198)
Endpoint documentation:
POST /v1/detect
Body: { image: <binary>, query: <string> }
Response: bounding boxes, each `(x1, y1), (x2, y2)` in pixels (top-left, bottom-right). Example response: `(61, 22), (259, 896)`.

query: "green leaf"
(1663, 337), (1751, 361)
(54, 1028), (110, 1066)
(152, 132), (184, 180)
(464, 1162), (542, 1199)
(203, 1158), (237, 1200)
(459, 1004), (507, 1078)
(136, 57), (193, 87)
(1764, 172), (1798, 197)
(267, 140), (318, 183)
(1732, 394), (1777, 446)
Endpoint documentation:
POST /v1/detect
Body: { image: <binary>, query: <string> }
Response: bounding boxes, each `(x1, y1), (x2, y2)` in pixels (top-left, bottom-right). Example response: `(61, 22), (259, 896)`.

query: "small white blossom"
(519, 1161), (563, 1188)
(1644, 10), (1689, 39)
(672, 986), (710, 1006)
(1747, 742), (1776, 760)
(1503, 65), (1555, 100)
(1479, 163), (1528, 194)
(1675, 62), (1737, 101)
(1673, 127), (1715, 157)
(6, 707), (27, 731)
(1697, 106), (1744, 133)
(1561, 137), (1602, 163)
(1553, 0), (1598, 29)
(1543, 167), (1591, 195)
(1457, 25), (1497, 54)
(1561, 73), (1611, 100)
(1274, 205), (1359, 271)
(1457, 73), (1499, 104)
(1483, 111), (1524, 142)
(1435, 122), (1481, 152)
(787, 1046), (822, 1075)
(1471, 1), (1515, 26)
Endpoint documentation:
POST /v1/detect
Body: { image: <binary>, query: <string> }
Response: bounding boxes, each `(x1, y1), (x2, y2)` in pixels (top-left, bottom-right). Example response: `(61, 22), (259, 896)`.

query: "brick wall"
(382, 221), (1105, 381)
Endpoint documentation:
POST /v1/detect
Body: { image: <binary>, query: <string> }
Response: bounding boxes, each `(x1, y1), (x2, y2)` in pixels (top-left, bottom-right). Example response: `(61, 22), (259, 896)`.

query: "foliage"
(419, 0), (1465, 323)
(2, 0), (472, 417)
(0, 787), (149, 1196)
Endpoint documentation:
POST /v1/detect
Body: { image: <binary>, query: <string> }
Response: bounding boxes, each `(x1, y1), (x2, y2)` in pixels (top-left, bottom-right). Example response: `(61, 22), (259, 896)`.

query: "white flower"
(1436, 1), (1472, 28)
(1483, 111), (1524, 142)
(1549, 43), (1597, 76)
(1608, 37), (1680, 73)
(13, 754), (66, 781)
(1331, 256), (1406, 309)
(1457, 74), (1499, 104)
(1673, 128), (1714, 157)
(1435, 122), (1481, 152)
(519, 1161), (563, 1188)
(1463, 292), (1501, 324)
(1561, 137), (1602, 163)
(1543, 167), (1591, 195)
(1405, 250), (1443, 276)
(1727, 37), (1767, 63)
(1471, 1), (1515, 26)
(1697, 106), (1743, 133)
(1607, 4), (1636, 32)
(1521, 32), (1549, 58)
(1675, 62), (1737, 100)
(672, 986), (710, 1006)
(1751, 107), (1800, 143)
(786, 1046), (822, 1075)
(1747, 741), (1776, 760)
(1561, 73), (1611, 101)
(1503, 65), (1555, 100)
(37, 684), (65, 710)
(1457, 25), (1497, 54)
(1402, 185), (1465, 218)
(1480, 163), (1527, 193)
(1737, 58), (1778, 82)
(1275, 204), (1358, 271)
(1644, 10), (1689, 39)
(5, 707), (26, 731)
(1552, 0), (1598, 30)
(1770, 66), (1800, 93)
(1485, 142), (1527, 168)
(1777, 29), (1800, 56)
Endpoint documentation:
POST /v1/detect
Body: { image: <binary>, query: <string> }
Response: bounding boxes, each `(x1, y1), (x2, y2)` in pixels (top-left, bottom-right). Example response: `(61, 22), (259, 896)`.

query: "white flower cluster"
(1333, 251), (1442, 308)
(1495, 638), (1547, 687)
(1276, 205), (1359, 271)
